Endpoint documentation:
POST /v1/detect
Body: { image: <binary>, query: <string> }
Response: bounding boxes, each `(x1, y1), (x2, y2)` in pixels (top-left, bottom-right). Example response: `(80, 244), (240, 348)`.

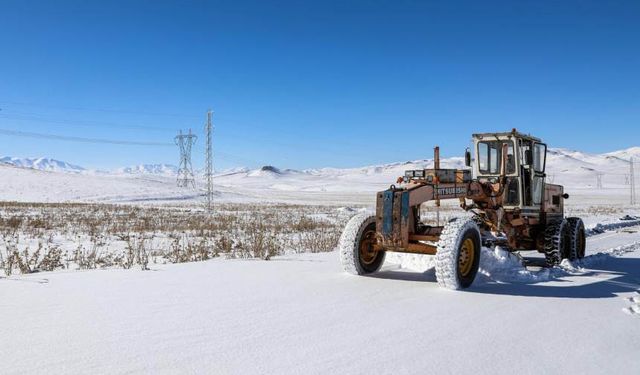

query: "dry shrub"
(242, 217), (281, 260)
(0, 201), (355, 274)
(1, 234), (65, 275)
(297, 226), (340, 253)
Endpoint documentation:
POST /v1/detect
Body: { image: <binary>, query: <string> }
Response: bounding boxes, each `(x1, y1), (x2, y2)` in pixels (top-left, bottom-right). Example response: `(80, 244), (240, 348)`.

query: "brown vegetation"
(0, 202), (351, 275)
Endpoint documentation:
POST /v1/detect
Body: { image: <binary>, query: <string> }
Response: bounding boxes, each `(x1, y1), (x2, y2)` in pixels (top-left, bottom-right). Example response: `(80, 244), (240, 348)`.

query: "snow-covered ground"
(2, 146), (640, 374)
(2, 225), (640, 374)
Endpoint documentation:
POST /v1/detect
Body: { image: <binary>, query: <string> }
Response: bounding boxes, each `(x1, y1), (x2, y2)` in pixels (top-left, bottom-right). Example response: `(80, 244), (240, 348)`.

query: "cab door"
(520, 140), (547, 208)
(531, 143), (547, 206)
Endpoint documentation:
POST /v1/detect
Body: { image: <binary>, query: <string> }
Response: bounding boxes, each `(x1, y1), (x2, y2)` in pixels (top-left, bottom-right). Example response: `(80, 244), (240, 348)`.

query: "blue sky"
(0, 0), (638, 170)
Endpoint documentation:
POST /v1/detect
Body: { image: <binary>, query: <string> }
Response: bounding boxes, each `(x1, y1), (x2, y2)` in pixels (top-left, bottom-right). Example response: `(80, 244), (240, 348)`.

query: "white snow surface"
(113, 163), (178, 176)
(2, 226), (640, 374)
(3, 146), (640, 373)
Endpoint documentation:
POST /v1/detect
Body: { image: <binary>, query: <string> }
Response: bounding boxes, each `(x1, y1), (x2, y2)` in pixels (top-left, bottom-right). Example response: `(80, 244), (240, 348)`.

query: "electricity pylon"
(631, 157), (636, 205)
(204, 110), (214, 211)
(175, 129), (197, 188)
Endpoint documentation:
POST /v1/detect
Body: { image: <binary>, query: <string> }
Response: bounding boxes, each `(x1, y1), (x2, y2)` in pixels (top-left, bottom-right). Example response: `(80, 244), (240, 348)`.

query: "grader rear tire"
(566, 217), (586, 260)
(544, 219), (570, 266)
(338, 214), (385, 275)
(435, 218), (481, 290)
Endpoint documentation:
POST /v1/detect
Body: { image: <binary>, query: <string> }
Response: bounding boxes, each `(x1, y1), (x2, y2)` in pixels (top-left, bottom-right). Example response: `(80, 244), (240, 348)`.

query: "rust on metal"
(373, 130), (574, 255)
(408, 234), (440, 242)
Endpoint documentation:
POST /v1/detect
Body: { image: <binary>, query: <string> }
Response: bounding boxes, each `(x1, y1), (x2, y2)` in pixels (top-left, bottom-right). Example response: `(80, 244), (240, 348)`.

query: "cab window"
(477, 141), (515, 175)
(534, 143), (546, 173)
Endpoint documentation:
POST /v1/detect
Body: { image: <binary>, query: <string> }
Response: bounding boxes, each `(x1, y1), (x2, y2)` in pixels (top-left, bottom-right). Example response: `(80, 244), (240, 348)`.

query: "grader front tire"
(338, 214), (385, 275)
(435, 218), (482, 290)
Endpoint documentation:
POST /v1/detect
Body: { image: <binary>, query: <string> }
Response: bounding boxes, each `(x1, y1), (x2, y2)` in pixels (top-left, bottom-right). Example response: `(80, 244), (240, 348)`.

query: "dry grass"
(0, 201), (353, 275)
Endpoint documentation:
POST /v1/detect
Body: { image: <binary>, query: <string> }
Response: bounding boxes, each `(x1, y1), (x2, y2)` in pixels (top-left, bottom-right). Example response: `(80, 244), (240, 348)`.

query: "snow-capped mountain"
(1, 146), (638, 181)
(0, 156), (85, 173)
(246, 165), (302, 177)
(303, 157), (466, 177)
(0, 146), (638, 204)
(604, 146), (640, 161)
(215, 167), (250, 176)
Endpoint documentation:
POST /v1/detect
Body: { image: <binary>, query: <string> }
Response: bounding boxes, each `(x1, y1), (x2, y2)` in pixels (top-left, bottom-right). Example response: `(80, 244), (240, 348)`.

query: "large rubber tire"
(566, 217), (586, 260)
(544, 219), (570, 266)
(435, 217), (481, 290)
(338, 214), (385, 275)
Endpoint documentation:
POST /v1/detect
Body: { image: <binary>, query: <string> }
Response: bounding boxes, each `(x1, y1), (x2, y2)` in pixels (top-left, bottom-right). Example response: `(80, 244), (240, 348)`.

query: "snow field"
(2, 226), (640, 374)
(3, 145), (640, 372)
(623, 295), (640, 316)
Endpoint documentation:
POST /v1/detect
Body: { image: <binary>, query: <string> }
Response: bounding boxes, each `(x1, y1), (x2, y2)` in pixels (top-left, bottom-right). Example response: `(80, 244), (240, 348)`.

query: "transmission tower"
(175, 129), (197, 188)
(204, 110), (214, 211)
(631, 157), (636, 205)
(596, 173), (603, 189)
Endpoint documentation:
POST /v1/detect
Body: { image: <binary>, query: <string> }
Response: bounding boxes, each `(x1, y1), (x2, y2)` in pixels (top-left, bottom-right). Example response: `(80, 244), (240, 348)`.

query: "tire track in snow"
(622, 292), (640, 317)
(586, 218), (640, 236)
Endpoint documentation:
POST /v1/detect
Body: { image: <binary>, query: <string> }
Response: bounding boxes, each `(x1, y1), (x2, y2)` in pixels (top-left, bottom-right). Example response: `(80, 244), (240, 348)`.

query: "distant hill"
(113, 164), (178, 176)
(2, 146), (639, 187)
(0, 156), (85, 173)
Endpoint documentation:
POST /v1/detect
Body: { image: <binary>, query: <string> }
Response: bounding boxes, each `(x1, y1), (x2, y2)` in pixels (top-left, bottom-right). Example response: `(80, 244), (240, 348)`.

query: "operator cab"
(469, 130), (547, 210)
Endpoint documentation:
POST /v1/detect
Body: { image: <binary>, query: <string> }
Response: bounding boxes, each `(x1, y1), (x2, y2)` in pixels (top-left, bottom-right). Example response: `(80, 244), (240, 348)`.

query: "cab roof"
(472, 129), (542, 143)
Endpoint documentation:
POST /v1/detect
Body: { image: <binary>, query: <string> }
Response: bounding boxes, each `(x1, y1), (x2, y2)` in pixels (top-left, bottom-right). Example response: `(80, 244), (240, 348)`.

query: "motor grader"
(339, 129), (585, 289)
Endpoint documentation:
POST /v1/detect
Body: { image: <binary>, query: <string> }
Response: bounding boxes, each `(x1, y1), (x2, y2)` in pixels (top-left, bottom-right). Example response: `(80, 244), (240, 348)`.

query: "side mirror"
(524, 150), (533, 166)
(464, 148), (472, 167)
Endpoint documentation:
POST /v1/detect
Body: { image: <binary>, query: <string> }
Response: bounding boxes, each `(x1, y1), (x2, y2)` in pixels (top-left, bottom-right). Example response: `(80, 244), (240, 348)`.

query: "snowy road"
(2, 228), (640, 374)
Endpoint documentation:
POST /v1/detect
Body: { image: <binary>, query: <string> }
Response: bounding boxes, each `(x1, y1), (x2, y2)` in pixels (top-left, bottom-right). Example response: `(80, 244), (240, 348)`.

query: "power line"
(0, 113), (175, 132)
(1, 111), (348, 153)
(0, 110), (330, 153)
(0, 128), (173, 146)
(0, 125), (263, 166)
(0, 100), (201, 119)
(1, 106), (365, 159)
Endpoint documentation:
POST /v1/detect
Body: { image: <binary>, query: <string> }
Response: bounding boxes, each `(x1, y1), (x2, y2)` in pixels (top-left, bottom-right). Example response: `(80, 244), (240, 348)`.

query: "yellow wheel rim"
(359, 229), (379, 265)
(458, 238), (475, 277)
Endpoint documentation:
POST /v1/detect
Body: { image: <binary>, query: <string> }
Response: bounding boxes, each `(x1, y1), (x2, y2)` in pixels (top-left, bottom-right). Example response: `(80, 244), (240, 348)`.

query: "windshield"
(477, 141), (515, 175)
